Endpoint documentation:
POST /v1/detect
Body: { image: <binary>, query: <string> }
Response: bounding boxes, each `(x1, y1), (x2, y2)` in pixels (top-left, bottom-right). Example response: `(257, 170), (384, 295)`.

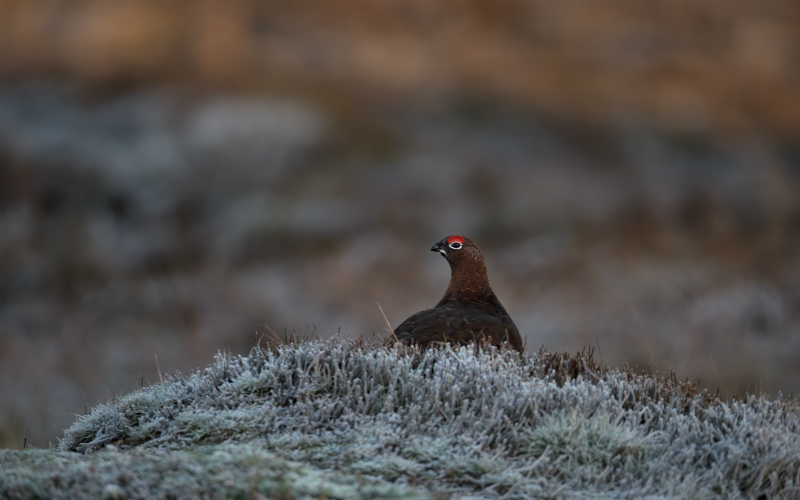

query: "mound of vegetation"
(2, 341), (799, 499)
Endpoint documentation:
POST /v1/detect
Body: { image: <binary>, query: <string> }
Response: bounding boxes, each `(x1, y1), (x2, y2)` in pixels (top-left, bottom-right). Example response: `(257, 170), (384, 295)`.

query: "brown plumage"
(393, 235), (524, 353)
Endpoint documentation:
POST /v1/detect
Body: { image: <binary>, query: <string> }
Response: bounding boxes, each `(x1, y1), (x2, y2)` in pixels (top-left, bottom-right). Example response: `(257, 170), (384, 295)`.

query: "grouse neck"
(437, 255), (496, 306)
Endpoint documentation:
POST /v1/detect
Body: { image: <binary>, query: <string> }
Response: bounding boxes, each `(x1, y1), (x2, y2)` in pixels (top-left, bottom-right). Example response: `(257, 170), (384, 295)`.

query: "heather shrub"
(2, 340), (799, 499)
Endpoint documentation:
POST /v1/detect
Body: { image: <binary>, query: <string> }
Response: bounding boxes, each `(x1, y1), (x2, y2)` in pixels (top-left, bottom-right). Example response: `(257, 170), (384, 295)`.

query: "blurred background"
(1, 0), (799, 448)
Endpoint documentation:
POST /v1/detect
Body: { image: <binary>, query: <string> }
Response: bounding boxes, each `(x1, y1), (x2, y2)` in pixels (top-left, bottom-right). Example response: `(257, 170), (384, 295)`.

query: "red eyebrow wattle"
(447, 235), (464, 245)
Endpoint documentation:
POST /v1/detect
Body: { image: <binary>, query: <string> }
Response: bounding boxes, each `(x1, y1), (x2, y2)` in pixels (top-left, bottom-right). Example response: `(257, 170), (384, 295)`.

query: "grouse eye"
(448, 242), (463, 250)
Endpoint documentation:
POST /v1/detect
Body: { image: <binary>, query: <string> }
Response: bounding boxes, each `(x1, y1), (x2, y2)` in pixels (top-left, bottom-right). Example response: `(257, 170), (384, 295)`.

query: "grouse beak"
(430, 243), (447, 257)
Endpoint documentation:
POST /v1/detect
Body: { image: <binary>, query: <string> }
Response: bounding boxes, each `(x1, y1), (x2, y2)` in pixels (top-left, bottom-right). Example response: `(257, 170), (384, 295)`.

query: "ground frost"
(2, 340), (798, 499)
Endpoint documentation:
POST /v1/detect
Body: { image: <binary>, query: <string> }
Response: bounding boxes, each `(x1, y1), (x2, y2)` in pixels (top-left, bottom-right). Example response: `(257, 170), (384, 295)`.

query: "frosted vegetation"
(2, 340), (799, 499)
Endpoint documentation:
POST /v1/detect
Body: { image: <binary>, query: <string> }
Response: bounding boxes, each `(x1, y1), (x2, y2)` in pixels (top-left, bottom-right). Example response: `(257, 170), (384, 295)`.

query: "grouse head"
(430, 235), (480, 265)
(430, 235), (493, 305)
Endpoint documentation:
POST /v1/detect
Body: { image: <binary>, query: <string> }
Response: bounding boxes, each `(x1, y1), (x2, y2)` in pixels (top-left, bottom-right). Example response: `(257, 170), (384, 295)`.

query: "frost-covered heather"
(0, 444), (427, 500)
(4, 340), (800, 499)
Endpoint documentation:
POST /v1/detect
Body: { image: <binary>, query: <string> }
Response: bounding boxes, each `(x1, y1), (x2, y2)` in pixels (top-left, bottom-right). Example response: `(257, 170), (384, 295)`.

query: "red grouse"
(393, 235), (524, 353)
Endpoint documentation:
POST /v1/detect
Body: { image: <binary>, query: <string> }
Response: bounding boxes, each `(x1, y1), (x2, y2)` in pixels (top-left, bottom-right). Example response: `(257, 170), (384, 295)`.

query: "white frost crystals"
(57, 340), (800, 499)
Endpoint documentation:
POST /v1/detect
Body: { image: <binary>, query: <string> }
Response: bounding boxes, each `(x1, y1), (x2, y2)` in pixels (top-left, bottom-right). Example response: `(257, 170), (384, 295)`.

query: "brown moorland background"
(1, 0), (799, 449)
